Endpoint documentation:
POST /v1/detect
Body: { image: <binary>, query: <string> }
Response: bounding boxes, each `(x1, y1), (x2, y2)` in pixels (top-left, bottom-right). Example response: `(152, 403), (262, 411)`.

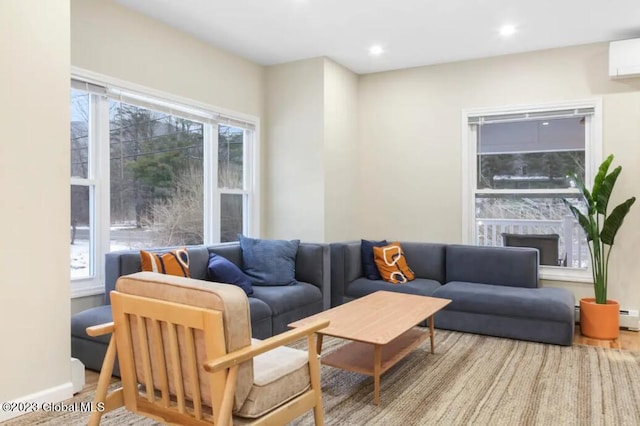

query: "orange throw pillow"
(373, 242), (415, 284)
(140, 248), (190, 277)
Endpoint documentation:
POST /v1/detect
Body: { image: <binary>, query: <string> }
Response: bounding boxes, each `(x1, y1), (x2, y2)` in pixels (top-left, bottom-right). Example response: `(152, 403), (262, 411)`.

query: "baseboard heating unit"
(575, 306), (640, 331)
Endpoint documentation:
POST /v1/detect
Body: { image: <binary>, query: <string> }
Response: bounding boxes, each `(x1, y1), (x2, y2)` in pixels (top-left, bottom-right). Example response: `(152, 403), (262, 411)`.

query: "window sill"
(539, 266), (592, 283)
(71, 280), (105, 299)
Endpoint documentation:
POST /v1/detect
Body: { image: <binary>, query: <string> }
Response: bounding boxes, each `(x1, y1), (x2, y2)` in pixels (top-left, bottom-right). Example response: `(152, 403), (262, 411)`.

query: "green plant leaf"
(563, 200), (594, 241)
(563, 154), (634, 303)
(601, 197), (637, 245)
(592, 154), (613, 200)
(571, 173), (596, 214)
(595, 166), (621, 215)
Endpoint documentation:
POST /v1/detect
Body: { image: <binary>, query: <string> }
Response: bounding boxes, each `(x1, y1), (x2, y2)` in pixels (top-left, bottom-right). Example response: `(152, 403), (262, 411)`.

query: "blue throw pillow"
(207, 253), (254, 296)
(238, 235), (300, 286)
(361, 239), (388, 280)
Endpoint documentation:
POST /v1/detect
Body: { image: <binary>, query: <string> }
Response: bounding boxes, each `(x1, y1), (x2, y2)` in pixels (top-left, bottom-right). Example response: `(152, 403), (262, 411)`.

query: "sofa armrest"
(329, 241), (362, 307)
(104, 252), (125, 305)
(329, 244), (346, 307)
(295, 243), (331, 310)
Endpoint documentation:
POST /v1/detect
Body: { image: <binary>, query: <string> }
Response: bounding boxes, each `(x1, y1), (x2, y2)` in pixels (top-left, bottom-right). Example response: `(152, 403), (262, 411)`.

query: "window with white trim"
(70, 76), (259, 296)
(462, 100), (602, 281)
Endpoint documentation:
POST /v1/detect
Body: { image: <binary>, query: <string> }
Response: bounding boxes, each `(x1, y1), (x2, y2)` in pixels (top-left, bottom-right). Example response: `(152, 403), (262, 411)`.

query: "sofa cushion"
(106, 247), (211, 303)
(434, 309), (574, 346)
(70, 305), (113, 344)
(361, 239), (387, 280)
(432, 281), (574, 322)
(445, 245), (539, 288)
(208, 253), (254, 296)
(239, 236), (300, 286)
(400, 242), (447, 283)
(373, 242), (415, 284)
(140, 247), (190, 277)
(248, 297), (272, 323)
(250, 282), (322, 316)
(208, 243), (243, 267)
(346, 277), (441, 299)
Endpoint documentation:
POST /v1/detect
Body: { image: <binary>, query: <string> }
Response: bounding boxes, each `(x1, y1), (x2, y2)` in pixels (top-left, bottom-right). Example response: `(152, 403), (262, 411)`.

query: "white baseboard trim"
(0, 382), (74, 422)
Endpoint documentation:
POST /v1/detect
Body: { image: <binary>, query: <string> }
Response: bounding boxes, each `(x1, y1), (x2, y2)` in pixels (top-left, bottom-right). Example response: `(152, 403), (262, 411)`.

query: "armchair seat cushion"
(346, 277), (441, 299)
(235, 340), (310, 419)
(432, 281), (574, 322)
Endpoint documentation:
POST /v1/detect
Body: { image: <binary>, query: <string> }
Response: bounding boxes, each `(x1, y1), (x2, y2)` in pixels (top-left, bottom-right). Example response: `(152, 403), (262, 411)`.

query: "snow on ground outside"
(71, 225), (153, 279)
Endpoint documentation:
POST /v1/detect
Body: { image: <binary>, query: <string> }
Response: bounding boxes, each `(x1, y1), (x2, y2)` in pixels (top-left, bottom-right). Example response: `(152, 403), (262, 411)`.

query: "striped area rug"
(6, 330), (640, 425)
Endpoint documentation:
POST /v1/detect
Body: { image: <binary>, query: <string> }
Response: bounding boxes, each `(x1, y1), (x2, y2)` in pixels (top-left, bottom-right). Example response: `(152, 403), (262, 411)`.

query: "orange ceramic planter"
(580, 298), (620, 340)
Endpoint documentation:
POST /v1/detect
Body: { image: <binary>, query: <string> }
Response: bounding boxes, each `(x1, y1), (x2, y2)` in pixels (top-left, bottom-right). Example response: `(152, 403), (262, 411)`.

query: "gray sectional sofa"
(330, 241), (575, 346)
(71, 241), (330, 373)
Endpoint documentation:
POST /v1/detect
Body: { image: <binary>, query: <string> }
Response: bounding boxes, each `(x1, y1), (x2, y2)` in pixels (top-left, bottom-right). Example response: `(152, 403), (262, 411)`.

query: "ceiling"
(115, 0), (640, 74)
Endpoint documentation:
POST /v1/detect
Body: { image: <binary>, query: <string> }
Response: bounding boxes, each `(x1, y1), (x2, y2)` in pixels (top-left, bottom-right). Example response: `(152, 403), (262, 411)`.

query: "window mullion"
(94, 94), (111, 284)
(204, 124), (220, 244)
(246, 128), (259, 237)
(462, 123), (477, 245)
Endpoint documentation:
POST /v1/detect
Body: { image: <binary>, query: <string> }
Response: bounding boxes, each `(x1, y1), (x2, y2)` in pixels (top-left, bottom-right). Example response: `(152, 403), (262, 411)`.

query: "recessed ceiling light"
(499, 24), (517, 37)
(542, 122), (549, 126)
(369, 45), (384, 56)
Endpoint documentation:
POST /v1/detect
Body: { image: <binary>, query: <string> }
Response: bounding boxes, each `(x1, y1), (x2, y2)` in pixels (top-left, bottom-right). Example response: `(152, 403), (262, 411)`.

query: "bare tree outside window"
(109, 101), (204, 250)
(218, 125), (245, 242)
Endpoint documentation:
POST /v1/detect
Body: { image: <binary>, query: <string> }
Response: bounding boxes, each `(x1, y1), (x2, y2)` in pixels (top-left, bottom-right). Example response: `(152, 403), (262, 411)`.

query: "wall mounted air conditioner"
(609, 39), (640, 79)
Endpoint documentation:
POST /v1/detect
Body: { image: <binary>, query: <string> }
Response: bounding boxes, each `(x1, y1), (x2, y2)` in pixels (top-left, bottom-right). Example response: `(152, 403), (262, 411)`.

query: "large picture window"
(70, 74), (259, 296)
(462, 100), (602, 281)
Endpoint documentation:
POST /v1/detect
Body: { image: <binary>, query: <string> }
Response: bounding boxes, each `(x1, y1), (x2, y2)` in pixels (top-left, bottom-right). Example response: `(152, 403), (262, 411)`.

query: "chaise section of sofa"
(330, 240), (575, 346)
(433, 245), (575, 346)
(71, 241), (330, 373)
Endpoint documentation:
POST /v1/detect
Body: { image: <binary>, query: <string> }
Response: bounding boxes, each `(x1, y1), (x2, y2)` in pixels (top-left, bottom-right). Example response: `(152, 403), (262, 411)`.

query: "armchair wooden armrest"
(205, 319), (329, 373)
(86, 322), (114, 337)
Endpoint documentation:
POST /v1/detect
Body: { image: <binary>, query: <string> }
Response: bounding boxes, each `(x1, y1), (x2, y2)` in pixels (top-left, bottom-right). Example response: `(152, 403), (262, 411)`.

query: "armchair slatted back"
(112, 291), (226, 424)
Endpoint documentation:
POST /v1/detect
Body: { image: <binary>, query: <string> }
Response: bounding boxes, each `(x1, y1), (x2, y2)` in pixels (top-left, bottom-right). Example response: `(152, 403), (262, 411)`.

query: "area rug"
(5, 331), (640, 425)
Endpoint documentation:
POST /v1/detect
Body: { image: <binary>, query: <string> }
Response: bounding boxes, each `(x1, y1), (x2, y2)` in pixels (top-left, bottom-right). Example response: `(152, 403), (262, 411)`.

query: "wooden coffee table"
(289, 291), (451, 405)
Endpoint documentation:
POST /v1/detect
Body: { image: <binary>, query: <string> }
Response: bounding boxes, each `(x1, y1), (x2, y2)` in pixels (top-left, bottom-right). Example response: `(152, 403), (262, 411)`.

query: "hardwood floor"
(81, 327), (640, 395)
(82, 369), (116, 394)
(573, 326), (640, 350)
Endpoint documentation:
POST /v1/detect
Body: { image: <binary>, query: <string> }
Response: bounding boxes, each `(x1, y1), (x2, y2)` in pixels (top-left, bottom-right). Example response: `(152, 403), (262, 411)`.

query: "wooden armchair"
(87, 272), (329, 426)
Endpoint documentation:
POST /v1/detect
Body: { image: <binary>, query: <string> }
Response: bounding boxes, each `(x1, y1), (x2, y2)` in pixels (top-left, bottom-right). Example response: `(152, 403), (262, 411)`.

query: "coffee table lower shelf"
(320, 328), (427, 404)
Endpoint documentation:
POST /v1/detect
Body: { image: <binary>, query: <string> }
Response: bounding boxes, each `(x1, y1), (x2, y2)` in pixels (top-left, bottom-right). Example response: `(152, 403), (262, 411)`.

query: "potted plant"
(564, 154), (635, 339)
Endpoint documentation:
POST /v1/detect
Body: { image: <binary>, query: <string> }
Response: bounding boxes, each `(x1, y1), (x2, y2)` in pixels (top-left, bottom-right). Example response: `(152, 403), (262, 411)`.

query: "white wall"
(324, 59), (360, 242)
(265, 58), (326, 241)
(71, 0), (263, 116)
(0, 0), (71, 409)
(358, 42), (640, 309)
(265, 58), (360, 242)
